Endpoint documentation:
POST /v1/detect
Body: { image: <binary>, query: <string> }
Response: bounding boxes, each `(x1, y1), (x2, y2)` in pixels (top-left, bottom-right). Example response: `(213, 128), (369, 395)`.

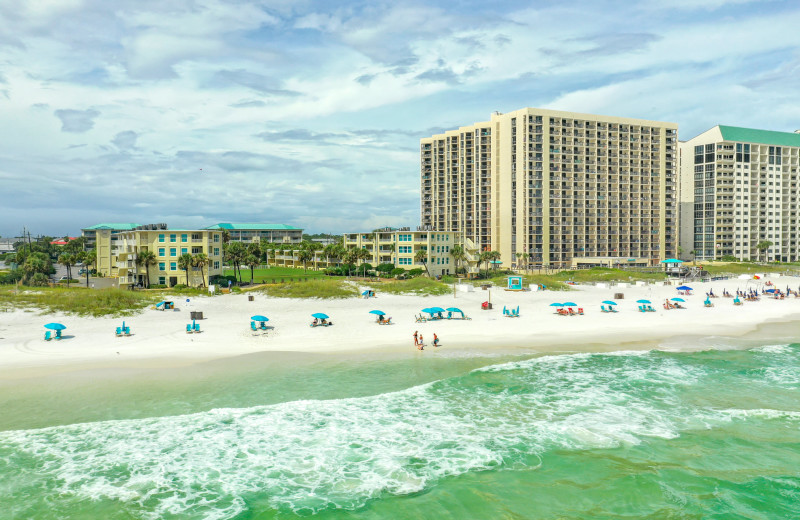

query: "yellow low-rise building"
(95, 226), (223, 287)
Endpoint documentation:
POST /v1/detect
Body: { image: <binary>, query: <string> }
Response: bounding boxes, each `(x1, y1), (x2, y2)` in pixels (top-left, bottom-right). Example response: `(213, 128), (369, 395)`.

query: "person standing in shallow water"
(433, 333), (439, 347)
(413, 331), (418, 346)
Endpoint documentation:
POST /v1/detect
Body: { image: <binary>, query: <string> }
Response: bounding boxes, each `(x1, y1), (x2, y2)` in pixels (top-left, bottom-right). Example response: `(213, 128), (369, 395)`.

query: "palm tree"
(343, 247), (359, 277)
(522, 252), (530, 274)
(297, 248), (313, 273)
(58, 252), (76, 287)
(82, 248), (96, 287)
(488, 251), (502, 274)
(515, 252), (522, 270)
(260, 240), (274, 266)
(756, 240), (774, 263)
(225, 242), (246, 283)
(192, 252), (209, 287)
(221, 229), (231, 245)
(689, 250), (697, 266)
(269, 248), (277, 268)
(357, 248), (371, 276)
(245, 253), (259, 284)
(449, 244), (466, 276)
(414, 248), (431, 277)
(178, 253), (194, 286)
(137, 250), (157, 288)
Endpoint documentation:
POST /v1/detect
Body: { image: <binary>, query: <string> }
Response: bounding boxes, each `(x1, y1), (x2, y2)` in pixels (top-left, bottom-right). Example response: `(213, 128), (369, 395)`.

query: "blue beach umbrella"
(671, 297), (685, 302)
(44, 323), (66, 330)
(429, 307), (446, 313)
(562, 302), (578, 307)
(677, 285), (692, 290)
(636, 299), (651, 304)
(312, 313), (329, 319)
(765, 289), (776, 294)
(660, 259), (683, 264)
(421, 308), (435, 314)
(369, 310), (385, 315)
(446, 307), (463, 314)
(549, 303), (564, 307)
(601, 300), (617, 305)
(251, 315), (269, 322)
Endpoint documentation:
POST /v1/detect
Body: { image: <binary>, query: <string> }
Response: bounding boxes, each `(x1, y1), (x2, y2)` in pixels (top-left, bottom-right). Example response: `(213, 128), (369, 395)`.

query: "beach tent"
(312, 313), (329, 319)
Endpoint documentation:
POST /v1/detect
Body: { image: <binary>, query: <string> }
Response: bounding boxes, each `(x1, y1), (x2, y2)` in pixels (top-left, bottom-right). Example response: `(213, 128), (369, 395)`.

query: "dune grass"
(701, 262), (799, 276)
(552, 267), (666, 283)
(373, 277), (452, 296)
(224, 266), (325, 282)
(0, 286), (159, 317)
(257, 279), (358, 299)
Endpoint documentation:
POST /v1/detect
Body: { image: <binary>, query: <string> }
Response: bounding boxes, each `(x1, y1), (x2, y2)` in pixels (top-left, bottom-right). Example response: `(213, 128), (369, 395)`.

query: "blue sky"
(2, 0), (800, 237)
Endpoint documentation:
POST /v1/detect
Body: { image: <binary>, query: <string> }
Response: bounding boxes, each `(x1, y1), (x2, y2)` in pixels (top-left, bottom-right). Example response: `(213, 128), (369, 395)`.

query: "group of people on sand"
(311, 317), (331, 326)
(413, 330), (439, 350)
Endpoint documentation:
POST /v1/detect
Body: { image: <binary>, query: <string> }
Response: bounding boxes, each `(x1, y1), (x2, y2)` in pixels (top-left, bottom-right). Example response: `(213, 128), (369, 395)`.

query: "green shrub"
(149, 284), (168, 289)
(376, 263), (395, 274)
(408, 268), (424, 277)
(172, 284), (188, 289)
(258, 279), (357, 299)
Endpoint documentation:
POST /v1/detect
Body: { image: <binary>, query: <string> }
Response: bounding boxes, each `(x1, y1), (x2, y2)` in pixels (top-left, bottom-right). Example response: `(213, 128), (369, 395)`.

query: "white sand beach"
(1, 276), (799, 377)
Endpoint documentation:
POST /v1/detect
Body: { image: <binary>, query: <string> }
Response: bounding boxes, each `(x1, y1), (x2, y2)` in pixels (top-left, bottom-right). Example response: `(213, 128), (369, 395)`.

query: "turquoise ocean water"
(1, 340), (799, 519)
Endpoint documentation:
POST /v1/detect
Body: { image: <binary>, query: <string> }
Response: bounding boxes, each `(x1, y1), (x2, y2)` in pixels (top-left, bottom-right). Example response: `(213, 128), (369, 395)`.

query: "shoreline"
(1, 276), (799, 380)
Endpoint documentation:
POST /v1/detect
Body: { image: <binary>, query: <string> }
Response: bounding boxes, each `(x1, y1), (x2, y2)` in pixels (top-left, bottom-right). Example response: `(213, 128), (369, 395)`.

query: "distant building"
(50, 237), (79, 246)
(679, 126), (800, 261)
(203, 223), (303, 244)
(0, 239), (17, 254)
(81, 223), (143, 274)
(421, 107), (679, 268)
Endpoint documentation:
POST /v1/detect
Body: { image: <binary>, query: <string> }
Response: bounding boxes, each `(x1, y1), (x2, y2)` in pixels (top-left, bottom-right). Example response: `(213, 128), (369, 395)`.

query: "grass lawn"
(257, 279), (358, 299)
(0, 286), (159, 317)
(224, 266), (326, 282)
(701, 262), (800, 276)
(371, 277), (452, 296)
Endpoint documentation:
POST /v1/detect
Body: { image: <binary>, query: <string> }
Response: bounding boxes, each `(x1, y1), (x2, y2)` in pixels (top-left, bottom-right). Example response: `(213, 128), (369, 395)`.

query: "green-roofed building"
(203, 223), (303, 244)
(679, 125), (800, 262)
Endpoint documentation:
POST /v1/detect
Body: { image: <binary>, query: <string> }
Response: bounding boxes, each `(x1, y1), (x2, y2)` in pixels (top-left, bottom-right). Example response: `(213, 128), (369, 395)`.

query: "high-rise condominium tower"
(420, 108), (678, 269)
(679, 126), (800, 262)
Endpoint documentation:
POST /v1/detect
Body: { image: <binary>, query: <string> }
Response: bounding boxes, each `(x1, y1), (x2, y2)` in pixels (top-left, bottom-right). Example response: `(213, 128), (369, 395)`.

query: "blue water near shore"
(1, 342), (799, 519)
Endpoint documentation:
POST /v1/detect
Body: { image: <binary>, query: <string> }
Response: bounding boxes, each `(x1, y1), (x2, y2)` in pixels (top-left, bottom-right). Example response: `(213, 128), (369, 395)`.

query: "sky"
(2, 0), (800, 238)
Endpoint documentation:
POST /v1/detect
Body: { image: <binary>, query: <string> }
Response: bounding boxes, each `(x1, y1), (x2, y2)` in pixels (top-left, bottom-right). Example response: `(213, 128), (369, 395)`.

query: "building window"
(192, 233), (202, 240)
(158, 276), (165, 285)
(192, 247), (202, 254)
(399, 246), (412, 254)
(158, 247), (165, 256)
(398, 234), (412, 242)
(170, 234), (176, 243)
(398, 257), (412, 265)
(214, 261), (220, 269)
(214, 248), (220, 256)
(181, 234), (188, 242)
(170, 262), (177, 271)
(181, 248), (188, 255)
(170, 248), (177, 256)
(158, 262), (166, 271)
(159, 234), (165, 243)
(214, 234), (220, 243)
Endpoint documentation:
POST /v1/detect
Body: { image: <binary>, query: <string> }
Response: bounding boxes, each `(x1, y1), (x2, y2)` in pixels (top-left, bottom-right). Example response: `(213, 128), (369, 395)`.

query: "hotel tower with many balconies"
(420, 108), (678, 269)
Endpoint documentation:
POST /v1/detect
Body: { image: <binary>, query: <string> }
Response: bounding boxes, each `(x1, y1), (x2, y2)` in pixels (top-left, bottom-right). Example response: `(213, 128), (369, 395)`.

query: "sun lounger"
(55, 330), (62, 340)
(378, 317), (392, 325)
(639, 305), (647, 313)
(646, 306), (655, 312)
(556, 308), (568, 316)
(44, 331), (52, 341)
(577, 308), (584, 315)
(251, 321), (257, 331)
(415, 314), (427, 322)
(567, 308), (576, 316)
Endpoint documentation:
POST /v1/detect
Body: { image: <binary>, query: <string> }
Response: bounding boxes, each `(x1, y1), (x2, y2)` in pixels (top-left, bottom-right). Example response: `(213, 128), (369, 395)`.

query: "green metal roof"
(719, 125), (800, 147)
(83, 223), (140, 230)
(204, 223), (302, 230)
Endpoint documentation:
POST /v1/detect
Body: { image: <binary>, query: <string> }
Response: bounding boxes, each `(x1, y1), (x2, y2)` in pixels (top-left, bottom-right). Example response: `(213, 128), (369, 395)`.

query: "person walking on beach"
(433, 333), (439, 348)
(413, 330), (418, 346)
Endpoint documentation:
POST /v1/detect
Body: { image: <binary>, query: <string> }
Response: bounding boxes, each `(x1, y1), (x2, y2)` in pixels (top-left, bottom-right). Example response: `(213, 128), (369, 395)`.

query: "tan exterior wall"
(422, 107), (679, 269)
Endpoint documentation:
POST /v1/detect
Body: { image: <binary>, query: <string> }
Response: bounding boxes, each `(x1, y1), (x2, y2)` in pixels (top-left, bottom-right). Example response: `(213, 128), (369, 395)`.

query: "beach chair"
(639, 305), (646, 313)
(55, 330), (62, 340)
(733, 298), (743, 306)
(260, 322), (267, 330)
(116, 327), (123, 337)
(463, 315), (472, 320)
(704, 300), (713, 308)
(567, 308), (576, 316)
(194, 323), (201, 333)
(251, 321), (257, 331)
(577, 308), (584, 315)
(44, 331), (52, 341)
(646, 305), (655, 312)
(600, 305), (607, 313)
(186, 324), (193, 334)
(124, 326), (131, 336)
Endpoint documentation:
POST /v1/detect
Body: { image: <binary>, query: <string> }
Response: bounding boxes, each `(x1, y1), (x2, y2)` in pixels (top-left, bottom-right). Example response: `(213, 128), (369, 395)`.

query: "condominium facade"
(342, 228), (478, 277)
(81, 223), (141, 273)
(93, 225), (223, 287)
(421, 108), (678, 268)
(679, 126), (800, 262)
(204, 223), (303, 244)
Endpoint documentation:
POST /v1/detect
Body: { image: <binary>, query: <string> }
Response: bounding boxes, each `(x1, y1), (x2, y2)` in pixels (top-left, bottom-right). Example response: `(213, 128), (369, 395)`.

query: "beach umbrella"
(660, 259), (683, 263)
(602, 300), (617, 305)
(636, 299), (651, 304)
(446, 307), (463, 314)
(563, 302), (577, 307)
(430, 307), (446, 313)
(251, 315), (269, 322)
(671, 297), (685, 302)
(549, 303), (564, 307)
(369, 310), (385, 315)
(421, 308), (435, 314)
(311, 313), (329, 319)
(677, 285), (692, 290)
(765, 289), (776, 294)
(44, 323), (66, 330)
